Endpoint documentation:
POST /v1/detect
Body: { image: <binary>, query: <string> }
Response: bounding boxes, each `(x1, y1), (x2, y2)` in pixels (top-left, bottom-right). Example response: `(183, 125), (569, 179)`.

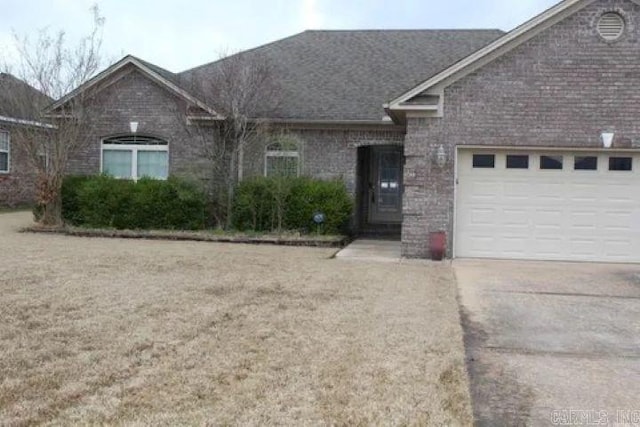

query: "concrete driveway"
(454, 259), (640, 426)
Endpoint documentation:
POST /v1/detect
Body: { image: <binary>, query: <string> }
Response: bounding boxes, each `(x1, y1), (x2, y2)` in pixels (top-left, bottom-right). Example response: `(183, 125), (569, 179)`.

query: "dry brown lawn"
(0, 211), (472, 426)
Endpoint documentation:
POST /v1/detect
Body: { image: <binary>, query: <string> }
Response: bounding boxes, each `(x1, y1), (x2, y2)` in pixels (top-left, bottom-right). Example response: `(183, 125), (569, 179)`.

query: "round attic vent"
(597, 13), (625, 41)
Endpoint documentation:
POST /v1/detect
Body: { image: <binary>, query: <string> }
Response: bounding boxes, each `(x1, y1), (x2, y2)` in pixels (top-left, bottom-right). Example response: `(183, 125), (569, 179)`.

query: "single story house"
(0, 73), (53, 207)
(48, 0), (640, 262)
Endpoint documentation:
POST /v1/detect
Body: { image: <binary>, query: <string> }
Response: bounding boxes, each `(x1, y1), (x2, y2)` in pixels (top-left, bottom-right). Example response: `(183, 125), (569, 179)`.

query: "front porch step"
(360, 224), (402, 239)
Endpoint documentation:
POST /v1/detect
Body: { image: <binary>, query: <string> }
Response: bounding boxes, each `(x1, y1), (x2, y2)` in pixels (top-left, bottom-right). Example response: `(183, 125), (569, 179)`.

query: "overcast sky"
(1, 0), (559, 73)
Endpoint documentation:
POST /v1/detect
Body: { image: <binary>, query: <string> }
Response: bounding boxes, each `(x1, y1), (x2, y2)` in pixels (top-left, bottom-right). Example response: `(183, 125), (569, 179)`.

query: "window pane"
(138, 151), (169, 179)
(0, 152), (8, 172)
(609, 157), (632, 171)
(473, 154), (495, 168)
(103, 150), (132, 178)
(0, 132), (8, 151)
(575, 156), (598, 170)
(540, 155), (563, 170)
(506, 155), (529, 169)
(266, 156), (298, 177)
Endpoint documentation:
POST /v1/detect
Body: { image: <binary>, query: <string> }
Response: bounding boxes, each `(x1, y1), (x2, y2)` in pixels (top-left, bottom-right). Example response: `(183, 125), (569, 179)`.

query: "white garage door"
(455, 150), (640, 262)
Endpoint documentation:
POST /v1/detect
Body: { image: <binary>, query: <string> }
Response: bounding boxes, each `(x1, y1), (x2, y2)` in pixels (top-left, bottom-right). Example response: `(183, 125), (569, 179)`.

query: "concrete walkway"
(335, 239), (402, 262)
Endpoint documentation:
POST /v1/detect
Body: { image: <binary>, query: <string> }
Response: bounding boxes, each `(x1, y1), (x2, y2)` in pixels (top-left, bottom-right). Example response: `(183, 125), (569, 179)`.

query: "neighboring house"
(0, 73), (53, 207)
(51, 0), (640, 262)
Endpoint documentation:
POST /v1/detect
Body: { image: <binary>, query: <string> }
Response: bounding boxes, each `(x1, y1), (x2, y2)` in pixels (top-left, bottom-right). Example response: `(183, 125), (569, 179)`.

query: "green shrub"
(286, 177), (353, 234)
(61, 175), (94, 225)
(233, 177), (277, 232)
(77, 176), (136, 229)
(233, 177), (353, 234)
(61, 175), (206, 230)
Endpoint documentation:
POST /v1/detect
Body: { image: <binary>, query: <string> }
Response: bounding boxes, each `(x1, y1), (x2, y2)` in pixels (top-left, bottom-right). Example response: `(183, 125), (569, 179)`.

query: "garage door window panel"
(506, 155), (529, 169)
(575, 156), (598, 171)
(609, 157), (632, 171)
(540, 155), (563, 170)
(473, 154), (495, 168)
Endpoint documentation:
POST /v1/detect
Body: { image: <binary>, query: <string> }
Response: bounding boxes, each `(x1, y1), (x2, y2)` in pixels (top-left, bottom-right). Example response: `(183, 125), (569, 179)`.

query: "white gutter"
(0, 115), (56, 129)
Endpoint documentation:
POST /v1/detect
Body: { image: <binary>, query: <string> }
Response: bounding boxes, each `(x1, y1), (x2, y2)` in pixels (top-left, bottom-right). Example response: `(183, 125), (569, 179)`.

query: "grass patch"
(0, 205), (32, 214)
(2, 210), (472, 425)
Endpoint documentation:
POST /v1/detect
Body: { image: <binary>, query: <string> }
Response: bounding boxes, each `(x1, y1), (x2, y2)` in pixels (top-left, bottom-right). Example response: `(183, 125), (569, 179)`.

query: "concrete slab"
(455, 259), (640, 426)
(335, 239), (402, 263)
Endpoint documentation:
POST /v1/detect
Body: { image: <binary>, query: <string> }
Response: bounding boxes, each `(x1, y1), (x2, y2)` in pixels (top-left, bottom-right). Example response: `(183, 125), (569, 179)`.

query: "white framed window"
(0, 130), (10, 173)
(265, 141), (299, 177)
(101, 135), (169, 180)
(37, 145), (49, 172)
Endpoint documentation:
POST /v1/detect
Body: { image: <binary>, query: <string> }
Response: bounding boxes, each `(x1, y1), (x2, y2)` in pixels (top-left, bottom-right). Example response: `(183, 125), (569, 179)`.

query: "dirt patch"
(0, 211), (472, 425)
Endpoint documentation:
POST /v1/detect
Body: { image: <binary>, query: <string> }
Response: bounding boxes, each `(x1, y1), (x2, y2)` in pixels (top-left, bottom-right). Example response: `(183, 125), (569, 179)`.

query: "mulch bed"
(22, 226), (349, 248)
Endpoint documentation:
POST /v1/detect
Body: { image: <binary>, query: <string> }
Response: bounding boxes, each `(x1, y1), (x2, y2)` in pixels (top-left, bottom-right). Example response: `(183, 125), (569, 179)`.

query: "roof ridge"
(128, 55), (177, 76)
(303, 28), (505, 33)
(178, 28), (505, 76)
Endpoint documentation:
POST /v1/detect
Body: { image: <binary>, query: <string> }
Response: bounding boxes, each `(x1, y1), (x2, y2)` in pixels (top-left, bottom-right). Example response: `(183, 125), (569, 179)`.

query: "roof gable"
(47, 55), (223, 119)
(386, 0), (619, 119)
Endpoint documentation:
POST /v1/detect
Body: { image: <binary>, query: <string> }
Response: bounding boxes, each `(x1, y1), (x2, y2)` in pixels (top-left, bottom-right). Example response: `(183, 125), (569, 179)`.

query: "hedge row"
(61, 175), (206, 230)
(56, 175), (354, 235)
(233, 177), (353, 235)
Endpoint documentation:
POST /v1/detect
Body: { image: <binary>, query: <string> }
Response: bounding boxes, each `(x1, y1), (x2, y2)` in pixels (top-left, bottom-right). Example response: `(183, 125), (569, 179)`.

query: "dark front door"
(369, 146), (403, 224)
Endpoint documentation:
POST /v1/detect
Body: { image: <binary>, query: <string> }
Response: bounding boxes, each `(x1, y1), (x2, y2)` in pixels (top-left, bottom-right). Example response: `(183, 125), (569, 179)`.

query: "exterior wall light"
(435, 145), (447, 167)
(130, 121), (139, 134)
(601, 132), (614, 149)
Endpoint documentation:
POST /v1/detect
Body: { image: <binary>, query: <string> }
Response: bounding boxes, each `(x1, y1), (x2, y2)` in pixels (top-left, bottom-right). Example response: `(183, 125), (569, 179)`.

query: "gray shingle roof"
(134, 57), (181, 86)
(178, 29), (504, 121)
(0, 73), (52, 120)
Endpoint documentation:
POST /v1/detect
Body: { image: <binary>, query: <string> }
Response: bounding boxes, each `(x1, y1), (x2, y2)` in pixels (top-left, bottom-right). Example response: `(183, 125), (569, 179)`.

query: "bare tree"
(181, 51), (280, 228)
(0, 5), (105, 226)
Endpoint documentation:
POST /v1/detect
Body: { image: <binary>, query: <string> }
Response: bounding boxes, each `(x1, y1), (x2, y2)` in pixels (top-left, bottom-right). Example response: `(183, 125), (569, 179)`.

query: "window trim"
(0, 130), (10, 174)
(101, 136), (169, 180)
(264, 144), (300, 177)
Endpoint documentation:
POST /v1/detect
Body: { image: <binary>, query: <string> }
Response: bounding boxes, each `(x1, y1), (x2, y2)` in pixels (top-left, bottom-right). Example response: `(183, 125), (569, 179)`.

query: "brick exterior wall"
(68, 67), (210, 181)
(242, 128), (404, 232)
(0, 125), (39, 207)
(64, 66), (406, 231)
(402, 0), (640, 258)
(68, 67), (405, 192)
(242, 128), (404, 194)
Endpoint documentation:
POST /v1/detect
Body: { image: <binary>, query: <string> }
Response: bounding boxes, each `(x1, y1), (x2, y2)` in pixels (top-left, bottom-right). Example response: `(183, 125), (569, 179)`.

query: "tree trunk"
(41, 192), (63, 227)
(226, 149), (238, 229)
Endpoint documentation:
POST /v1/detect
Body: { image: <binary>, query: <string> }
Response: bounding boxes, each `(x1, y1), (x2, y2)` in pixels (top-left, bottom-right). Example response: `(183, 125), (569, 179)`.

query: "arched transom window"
(102, 135), (168, 180)
(265, 139), (300, 178)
